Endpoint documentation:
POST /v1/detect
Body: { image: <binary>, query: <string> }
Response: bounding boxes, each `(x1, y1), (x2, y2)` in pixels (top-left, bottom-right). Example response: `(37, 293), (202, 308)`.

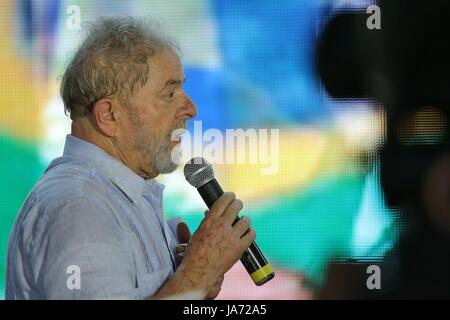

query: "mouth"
(171, 127), (187, 143)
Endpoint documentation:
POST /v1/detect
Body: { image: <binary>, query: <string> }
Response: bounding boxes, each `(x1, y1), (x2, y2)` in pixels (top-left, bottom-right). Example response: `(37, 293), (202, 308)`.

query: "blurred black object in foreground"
(316, 0), (450, 299)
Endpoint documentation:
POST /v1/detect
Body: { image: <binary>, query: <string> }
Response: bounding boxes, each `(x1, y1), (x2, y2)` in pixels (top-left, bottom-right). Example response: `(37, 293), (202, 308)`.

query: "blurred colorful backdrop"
(0, 0), (397, 299)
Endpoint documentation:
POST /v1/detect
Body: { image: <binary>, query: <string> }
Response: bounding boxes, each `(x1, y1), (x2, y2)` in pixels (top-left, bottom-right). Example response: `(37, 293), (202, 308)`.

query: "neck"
(71, 118), (159, 179)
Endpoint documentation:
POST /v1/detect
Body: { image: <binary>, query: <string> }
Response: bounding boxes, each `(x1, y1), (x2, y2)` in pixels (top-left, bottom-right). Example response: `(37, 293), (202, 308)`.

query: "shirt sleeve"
(30, 197), (141, 299)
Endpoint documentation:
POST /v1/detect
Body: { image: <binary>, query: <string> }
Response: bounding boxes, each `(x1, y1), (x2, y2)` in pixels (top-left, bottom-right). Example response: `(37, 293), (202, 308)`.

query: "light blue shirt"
(6, 135), (181, 299)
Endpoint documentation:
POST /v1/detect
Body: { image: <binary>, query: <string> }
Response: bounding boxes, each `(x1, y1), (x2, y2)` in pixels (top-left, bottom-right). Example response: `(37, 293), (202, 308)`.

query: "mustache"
(174, 122), (187, 130)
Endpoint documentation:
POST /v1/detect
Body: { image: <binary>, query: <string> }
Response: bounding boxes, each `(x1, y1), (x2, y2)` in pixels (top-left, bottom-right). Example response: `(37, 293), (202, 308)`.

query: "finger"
(206, 287), (221, 300)
(175, 253), (185, 266)
(240, 228), (256, 247)
(232, 215), (251, 237)
(222, 199), (244, 224)
(176, 243), (187, 254)
(216, 275), (224, 286)
(208, 192), (236, 218)
(206, 276), (224, 300)
(177, 222), (191, 243)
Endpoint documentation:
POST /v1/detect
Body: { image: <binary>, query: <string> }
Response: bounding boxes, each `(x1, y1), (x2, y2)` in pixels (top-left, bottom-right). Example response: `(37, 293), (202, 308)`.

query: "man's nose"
(180, 93), (198, 120)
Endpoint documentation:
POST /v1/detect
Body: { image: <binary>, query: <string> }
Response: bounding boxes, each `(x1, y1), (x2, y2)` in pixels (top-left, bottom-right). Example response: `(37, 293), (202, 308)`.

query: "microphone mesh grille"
(184, 157), (215, 188)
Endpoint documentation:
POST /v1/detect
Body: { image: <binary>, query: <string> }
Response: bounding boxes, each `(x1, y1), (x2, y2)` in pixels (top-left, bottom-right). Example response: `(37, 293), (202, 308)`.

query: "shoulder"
(35, 156), (111, 207)
(19, 157), (124, 249)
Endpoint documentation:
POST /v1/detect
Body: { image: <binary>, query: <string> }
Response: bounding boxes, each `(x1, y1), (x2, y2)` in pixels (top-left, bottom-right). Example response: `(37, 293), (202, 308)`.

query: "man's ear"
(91, 99), (119, 137)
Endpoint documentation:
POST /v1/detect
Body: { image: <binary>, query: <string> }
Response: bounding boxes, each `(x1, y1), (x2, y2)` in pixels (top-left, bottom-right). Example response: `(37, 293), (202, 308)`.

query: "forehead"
(148, 48), (184, 86)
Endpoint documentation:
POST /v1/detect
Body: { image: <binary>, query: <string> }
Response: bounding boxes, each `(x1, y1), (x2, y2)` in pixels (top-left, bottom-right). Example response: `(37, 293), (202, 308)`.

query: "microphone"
(184, 157), (275, 286)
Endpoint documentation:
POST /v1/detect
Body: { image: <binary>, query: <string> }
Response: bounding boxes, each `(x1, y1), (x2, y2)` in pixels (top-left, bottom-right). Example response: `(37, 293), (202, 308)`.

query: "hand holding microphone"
(183, 157), (275, 286)
(175, 218), (224, 300)
(175, 191), (257, 294)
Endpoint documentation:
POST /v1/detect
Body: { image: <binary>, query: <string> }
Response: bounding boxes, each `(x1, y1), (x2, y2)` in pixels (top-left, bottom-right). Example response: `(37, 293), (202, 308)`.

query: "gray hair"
(60, 16), (180, 119)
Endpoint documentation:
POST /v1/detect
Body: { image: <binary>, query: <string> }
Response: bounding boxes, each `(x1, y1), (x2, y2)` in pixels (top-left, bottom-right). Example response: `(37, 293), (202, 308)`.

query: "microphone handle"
(198, 179), (275, 286)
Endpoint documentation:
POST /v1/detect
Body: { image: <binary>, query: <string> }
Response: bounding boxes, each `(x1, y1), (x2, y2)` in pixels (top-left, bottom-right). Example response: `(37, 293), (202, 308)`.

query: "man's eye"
(169, 92), (175, 98)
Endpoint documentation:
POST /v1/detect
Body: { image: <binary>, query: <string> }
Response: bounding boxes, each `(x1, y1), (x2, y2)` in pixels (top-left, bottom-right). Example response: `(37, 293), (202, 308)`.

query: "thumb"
(177, 221), (191, 243)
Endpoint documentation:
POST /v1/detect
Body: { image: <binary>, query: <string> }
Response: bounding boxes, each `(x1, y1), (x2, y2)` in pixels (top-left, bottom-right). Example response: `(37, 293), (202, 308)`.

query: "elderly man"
(6, 17), (255, 299)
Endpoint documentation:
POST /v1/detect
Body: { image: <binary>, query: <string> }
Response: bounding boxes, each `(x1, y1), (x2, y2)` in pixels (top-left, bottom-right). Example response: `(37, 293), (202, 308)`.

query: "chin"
(156, 161), (179, 174)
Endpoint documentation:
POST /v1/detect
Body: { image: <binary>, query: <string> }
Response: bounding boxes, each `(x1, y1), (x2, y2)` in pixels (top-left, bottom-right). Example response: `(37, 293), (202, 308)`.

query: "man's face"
(120, 48), (197, 177)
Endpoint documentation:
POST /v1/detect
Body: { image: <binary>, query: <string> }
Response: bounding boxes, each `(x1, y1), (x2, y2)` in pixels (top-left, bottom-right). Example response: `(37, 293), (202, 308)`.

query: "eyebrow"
(162, 78), (186, 89)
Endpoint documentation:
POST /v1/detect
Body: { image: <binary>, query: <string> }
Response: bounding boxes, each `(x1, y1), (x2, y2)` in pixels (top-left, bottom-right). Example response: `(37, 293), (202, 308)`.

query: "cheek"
(157, 113), (179, 132)
(138, 101), (178, 136)
(121, 117), (139, 141)
(149, 99), (176, 119)
(134, 108), (158, 133)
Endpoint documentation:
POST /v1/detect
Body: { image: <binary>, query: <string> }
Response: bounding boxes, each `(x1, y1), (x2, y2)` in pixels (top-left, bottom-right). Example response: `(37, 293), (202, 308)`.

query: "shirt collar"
(62, 134), (165, 204)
